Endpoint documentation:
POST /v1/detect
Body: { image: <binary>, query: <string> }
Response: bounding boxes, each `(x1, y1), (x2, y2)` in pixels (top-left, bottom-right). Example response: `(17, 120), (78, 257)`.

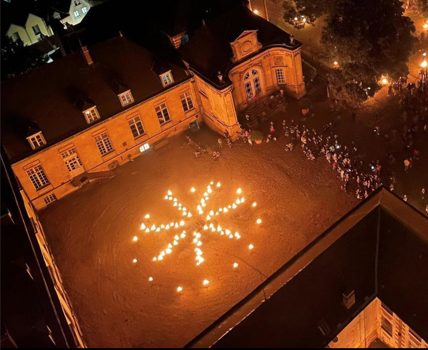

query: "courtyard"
(40, 126), (357, 348)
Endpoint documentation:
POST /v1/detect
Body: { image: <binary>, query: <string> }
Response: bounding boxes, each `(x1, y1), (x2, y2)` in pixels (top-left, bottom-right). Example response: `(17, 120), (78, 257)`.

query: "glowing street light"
(252, 202), (257, 207)
(421, 60), (427, 69)
(133, 259), (138, 264)
(237, 188), (242, 194)
(145, 214), (150, 219)
(256, 219), (262, 225)
(191, 187), (196, 193)
(253, 9), (259, 15)
(149, 277), (154, 282)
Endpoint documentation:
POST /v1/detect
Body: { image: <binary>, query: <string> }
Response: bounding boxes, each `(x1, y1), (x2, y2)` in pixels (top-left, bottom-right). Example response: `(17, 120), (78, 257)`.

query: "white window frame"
(61, 148), (83, 172)
(119, 90), (134, 107)
(155, 103), (171, 125)
(33, 24), (41, 36)
(160, 71), (174, 87)
(11, 32), (21, 42)
(27, 165), (50, 191)
(74, 10), (81, 19)
(44, 194), (57, 205)
(276, 68), (286, 85)
(27, 132), (46, 150)
(180, 91), (194, 112)
(82, 6), (88, 14)
(94, 132), (114, 156)
(128, 115), (145, 139)
(83, 107), (100, 124)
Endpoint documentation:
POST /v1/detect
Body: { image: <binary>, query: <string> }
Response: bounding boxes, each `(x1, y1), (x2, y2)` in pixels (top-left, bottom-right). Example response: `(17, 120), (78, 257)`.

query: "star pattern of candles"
(135, 182), (260, 290)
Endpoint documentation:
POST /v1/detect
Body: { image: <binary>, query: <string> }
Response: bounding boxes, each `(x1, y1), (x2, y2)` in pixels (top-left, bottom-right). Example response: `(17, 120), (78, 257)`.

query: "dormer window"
(27, 132), (46, 150)
(160, 72), (174, 87)
(119, 90), (134, 107)
(83, 107), (100, 124)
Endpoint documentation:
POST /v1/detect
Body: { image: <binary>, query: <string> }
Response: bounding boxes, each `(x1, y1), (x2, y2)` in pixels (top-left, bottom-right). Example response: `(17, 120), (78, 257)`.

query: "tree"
(416, 0), (428, 17)
(1, 37), (49, 81)
(283, 0), (417, 108)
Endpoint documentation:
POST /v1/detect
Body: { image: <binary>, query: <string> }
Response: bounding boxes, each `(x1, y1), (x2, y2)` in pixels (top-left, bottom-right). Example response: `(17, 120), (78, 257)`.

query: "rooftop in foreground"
(188, 188), (428, 348)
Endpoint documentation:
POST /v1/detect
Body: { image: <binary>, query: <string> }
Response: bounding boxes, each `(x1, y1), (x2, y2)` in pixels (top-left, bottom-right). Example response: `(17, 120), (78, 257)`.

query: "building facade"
(6, 13), (54, 46)
(2, 3), (305, 211)
(51, 0), (92, 26)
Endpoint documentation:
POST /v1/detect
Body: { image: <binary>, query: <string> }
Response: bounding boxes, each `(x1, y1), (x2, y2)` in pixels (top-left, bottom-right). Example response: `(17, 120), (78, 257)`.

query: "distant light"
(133, 259), (137, 264)
(382, 78), (388, 85)
(256, 219), (262, 225)
(133, 236), (138, 242)
(191, 187), (196, 193)
(252, 202), (257, 207)
(294, 17), (298, 21)
(421, 60), (427, 68)
(149, 277), (154, 282)
(249, 244), (254, 250)
(303, 17), (307, 22)
(177, 286), (183, 293)
(145, 214), (150, 219)
(203, 280), (210, 286)
(424, 24), (428, 29)
(233, 263), (239, 269)
(237, 188), (242, 194)
(253, 9), (259, 15)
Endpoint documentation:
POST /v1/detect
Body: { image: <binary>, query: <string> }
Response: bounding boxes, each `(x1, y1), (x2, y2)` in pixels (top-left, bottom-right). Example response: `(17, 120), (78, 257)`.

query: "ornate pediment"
(230, 30), (262, 62)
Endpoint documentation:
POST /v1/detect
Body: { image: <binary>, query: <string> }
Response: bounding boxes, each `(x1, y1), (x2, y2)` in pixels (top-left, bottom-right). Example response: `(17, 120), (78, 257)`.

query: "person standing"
(403, 195), (408, 202)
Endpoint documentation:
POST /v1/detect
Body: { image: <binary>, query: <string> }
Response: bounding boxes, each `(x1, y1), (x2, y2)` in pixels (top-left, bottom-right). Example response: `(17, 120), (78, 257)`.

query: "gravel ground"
(40, 128), (357, 348)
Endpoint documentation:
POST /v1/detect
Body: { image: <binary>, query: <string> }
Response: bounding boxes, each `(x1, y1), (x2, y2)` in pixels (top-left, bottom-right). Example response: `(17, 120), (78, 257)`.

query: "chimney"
(217, 71), (223, 83)
(82, 46), (93, 66)
(342, 288), (356, 310)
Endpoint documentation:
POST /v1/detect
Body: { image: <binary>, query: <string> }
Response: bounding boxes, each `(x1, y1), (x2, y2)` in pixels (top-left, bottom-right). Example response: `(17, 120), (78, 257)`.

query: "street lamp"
(421, 60), (427, 81)
(253, 9), (259, 15)
(333, 61), (339, 68)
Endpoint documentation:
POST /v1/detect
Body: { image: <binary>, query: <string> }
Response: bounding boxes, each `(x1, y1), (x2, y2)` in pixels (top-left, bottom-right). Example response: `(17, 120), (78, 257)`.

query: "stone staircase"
(71, 170), (115, 187)
(243, 94), (287, 130)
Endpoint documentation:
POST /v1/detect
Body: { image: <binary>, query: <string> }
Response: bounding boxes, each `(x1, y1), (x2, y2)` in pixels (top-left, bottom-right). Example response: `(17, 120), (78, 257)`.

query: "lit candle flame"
(133, 236), (138, 242)
(177, 286), (183, 293)
(133, 259), (137, 264)
(145, 214), (150, 219)
(237, 188), (242, 194)
(256, 219), (262, 225)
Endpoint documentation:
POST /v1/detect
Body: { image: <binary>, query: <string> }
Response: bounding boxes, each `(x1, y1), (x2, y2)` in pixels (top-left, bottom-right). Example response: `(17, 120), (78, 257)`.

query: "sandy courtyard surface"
(40, 129), (357, 348)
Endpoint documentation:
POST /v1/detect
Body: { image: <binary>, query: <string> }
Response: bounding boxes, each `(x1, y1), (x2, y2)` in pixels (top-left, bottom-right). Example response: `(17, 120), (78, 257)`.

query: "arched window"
(244, 69), (262, 100)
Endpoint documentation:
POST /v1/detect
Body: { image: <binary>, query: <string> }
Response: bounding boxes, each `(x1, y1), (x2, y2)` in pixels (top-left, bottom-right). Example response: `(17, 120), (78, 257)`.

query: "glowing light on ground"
(256, 219), (262, 225)
(133, 236), (138, 242)
(136, 182), (261, 287)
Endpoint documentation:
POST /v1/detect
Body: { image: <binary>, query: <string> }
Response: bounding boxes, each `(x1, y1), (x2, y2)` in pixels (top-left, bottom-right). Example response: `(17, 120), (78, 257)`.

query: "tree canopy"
(1, 37), (49, 82)
(283, 0), (418, 108)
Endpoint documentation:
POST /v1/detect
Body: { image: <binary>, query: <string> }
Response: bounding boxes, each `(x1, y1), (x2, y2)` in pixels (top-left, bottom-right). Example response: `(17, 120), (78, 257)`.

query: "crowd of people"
(235, 97), (427, 214)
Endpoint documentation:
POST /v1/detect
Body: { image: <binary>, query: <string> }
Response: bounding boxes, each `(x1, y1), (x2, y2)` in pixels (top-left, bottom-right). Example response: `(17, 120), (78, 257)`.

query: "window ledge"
(101, 150), (116, 158)
(160, 121), (172, 127)
(134, 134), (147, 140)
(184, 108), (195, 113)
(36, 184), (53, 192)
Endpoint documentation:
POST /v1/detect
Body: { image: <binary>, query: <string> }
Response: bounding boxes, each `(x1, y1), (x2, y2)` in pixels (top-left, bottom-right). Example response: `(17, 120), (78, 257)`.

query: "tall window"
(276, 69), (285, 85)
(155, 103), (171, 125)
(83, 107), (100, 124)
(61, 148), (83, 172)
(82, 6), (88, 14)
(27, 165), (50, 190)
(33, 25), (41, 35)
(74, 10), (81, 19)
(28, 132), (46, 150)
(160, 72), (173, 87)
(94, 132), (114, 156)
(11, 32), (21, 42)
(128, 116), (145, 139)
(243, 69), (262, 100)
(180, 91), (194, 112)
(119, 91), (134, 107)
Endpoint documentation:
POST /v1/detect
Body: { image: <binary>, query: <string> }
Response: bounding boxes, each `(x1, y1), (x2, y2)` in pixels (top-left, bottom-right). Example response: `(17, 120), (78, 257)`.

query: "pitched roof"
(1, 36), (190, 163)
(188, 189), (428, 348)
(180, 5), (301, 88)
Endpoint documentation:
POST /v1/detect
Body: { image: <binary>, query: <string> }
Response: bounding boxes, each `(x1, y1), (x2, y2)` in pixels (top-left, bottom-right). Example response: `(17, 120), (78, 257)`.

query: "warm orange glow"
(233, 263), (239, 269)
(256, 219), (262, 224)
(133, 259), (137, 264)
(191, 187), (196, 193)
(145, 214), (150, 219)
(421, 60), (427, 68)
(249, 244), (254, 250)
(254, 9), (259, 14)
(237, 188), (242, 194)
(203, 280), (210, 286)
(133, 236), (138, 242)
(177, 286), (183, 293)
(252, 202), (257, 207)
(149, 277), (154, 282)
(141, 223), (146, 230)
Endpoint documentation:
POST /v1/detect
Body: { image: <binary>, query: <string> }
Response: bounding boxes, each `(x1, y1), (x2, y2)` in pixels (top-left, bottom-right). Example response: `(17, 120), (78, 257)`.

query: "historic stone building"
(1, 1), (305, 210)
